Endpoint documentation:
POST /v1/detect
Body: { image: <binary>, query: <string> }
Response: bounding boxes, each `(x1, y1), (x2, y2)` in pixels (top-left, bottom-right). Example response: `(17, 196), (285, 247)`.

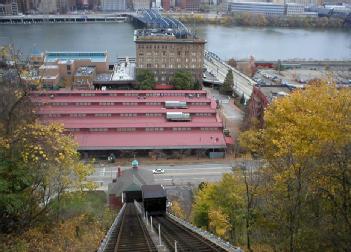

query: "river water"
(0, 22), (350, 61)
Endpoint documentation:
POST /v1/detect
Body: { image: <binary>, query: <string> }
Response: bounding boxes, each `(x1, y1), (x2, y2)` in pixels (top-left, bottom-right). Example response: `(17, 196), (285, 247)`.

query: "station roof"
(141, 185), (166, 199)
(48, 119), (222, 128)
(33, 96), (211, 103)
(32, 90), (226, 150)
(31, 90), (207, 95)
(37, 106), (216, 114)
(72, 131), (226, 150)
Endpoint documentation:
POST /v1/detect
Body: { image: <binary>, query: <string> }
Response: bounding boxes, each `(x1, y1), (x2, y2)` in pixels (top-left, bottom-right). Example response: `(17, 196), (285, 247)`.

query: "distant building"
(135, 28), (206, 83)
(73, 66), (96, 90)
(102, 0), (127, 11)
(228, 1), (285, 16)
(37, 0), (58, 13)
(39, 65), (61, 86)
(286, 3), (305, 15)
(162, 0), (170, 10)
(36, 51), (108, 88)
(30, 48), (45, 67)
(273, 0), (322, 6)
(132, 0), (150, 9)
(184, 0), (201, 11)
(0, 0), (18, 15)
(245, 85), (292, 128)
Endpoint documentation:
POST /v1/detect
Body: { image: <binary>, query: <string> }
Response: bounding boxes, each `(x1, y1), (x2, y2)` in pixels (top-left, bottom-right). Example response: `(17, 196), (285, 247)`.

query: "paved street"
(204, 87), (244, 136)
(89, 160), (262, 189)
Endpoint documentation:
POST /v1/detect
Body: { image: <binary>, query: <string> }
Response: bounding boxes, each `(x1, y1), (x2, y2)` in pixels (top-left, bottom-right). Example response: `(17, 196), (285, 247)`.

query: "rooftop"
(75, 67), (96, 77)
(134, 28), (206, 43)
(257, 85), (292, 103)
(33, 90), (227, 151)
(111, 58), (135, 81)
(45, 51), (107, 63)
(72, 131), (226, 150)
(42, 118), (221, 128)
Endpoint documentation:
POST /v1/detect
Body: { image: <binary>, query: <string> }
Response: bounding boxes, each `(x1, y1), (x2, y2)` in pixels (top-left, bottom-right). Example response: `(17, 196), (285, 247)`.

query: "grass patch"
(58, 191), (108, 219)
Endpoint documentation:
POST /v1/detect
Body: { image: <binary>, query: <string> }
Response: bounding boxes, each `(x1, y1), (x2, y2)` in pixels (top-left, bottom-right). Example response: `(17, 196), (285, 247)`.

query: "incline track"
(153, 216), (227, 252)
(114, 203), (157, 252)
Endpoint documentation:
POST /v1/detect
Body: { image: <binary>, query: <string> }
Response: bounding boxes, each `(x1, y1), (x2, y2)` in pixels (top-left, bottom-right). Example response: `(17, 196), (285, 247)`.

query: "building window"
(70, 113), (86, 117)
(95, 113), (111, 117)
(90, 128), (108, 132)
(117, 128), (136, 132)
(76, 102), (91, 106)
(100, 102), (114, 105)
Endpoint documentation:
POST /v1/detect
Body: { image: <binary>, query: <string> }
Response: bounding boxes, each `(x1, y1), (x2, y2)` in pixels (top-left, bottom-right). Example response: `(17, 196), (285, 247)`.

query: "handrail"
(97, 203), (126, 252)
(167, 212), (243, 252)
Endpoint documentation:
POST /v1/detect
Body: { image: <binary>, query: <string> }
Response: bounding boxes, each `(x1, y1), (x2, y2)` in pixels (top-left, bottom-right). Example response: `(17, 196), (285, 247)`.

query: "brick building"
(135, 29), (206, 84)
(245, 85), (292, 129)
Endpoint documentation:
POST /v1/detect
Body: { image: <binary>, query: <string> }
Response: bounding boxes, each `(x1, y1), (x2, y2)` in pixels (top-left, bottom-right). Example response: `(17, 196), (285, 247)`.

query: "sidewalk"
(93, 155), (243, 167)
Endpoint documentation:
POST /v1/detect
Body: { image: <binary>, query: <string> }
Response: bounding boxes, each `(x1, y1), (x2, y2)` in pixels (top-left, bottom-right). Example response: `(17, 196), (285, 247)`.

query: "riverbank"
(170, 12), (350, 29)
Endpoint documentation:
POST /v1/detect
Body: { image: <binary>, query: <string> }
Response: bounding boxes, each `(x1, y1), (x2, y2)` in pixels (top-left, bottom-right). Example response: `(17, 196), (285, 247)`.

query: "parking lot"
(253, 67), (351, 88)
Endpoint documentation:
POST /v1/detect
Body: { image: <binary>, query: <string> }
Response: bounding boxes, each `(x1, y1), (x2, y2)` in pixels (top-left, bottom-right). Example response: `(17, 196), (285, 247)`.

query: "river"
(0, 22), (350, 61)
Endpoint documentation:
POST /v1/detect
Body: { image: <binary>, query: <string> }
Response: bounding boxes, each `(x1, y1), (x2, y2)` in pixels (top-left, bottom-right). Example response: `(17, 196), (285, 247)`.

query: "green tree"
(136, 69), (155, 90)
(220, 69), (233, 94)
(193, 79), (201, 90)
(170, 70), (194, 90)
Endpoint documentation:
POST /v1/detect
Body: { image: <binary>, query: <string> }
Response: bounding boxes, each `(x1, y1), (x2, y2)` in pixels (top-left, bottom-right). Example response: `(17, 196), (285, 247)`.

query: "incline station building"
(32, 90), (232, 157)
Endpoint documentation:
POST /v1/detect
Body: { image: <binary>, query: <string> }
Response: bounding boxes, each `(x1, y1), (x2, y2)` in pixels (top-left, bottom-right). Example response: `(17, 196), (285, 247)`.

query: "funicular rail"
(153, 216), (228, 252)
(115, 203), (157, 252)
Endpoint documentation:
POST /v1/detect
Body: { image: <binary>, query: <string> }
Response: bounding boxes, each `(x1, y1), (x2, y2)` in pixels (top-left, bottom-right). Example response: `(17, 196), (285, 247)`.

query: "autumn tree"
(240, 81), (351, 251)
(220, 69), (233, 94)
(192, 173), (247, 244)
(0, 51), (95, 232)
(227, 58), (237, 68)
(169, 200), (186, 219)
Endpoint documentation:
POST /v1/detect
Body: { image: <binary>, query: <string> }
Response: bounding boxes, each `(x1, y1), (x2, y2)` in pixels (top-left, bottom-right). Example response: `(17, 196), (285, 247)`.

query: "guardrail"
(97, 203), (126, 252)
(167, 213), (243, 252)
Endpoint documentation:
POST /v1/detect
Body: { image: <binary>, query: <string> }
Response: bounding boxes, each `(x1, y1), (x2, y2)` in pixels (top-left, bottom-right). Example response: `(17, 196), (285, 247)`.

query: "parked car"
(152, 168), (165, 174)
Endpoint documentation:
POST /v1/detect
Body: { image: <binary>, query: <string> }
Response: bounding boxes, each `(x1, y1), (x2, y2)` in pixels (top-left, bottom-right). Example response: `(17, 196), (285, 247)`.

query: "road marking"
(157, 171), (228, 176)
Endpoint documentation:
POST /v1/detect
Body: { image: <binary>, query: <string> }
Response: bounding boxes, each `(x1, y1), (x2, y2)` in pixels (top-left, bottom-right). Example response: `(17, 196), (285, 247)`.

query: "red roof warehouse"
(31, 90), (229, 153)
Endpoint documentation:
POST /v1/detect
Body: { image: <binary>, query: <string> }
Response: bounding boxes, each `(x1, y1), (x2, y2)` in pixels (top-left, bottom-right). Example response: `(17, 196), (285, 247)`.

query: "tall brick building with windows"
(134, 29), (206, 84)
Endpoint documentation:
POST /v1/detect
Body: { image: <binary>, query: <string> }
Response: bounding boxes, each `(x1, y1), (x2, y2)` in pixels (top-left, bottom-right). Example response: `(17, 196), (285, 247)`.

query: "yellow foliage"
(208, 208), (231, 238)
(1, 215), (105, 252)
(170, 200), (186, 219)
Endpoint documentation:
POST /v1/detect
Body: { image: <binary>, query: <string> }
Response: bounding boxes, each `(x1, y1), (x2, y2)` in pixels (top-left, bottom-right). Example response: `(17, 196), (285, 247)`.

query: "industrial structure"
(32, 89), (231, 157)
(134, 28), (206, 83)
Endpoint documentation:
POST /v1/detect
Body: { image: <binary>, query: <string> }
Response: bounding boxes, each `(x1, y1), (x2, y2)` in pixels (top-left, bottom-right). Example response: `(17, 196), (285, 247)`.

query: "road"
(89, 160), (262, 189)
(204, 87), (243, 136)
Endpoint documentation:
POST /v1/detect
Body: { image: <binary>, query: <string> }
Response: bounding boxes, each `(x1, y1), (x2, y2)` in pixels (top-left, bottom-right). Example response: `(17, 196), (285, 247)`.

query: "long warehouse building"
(32, 90), (231, 155)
